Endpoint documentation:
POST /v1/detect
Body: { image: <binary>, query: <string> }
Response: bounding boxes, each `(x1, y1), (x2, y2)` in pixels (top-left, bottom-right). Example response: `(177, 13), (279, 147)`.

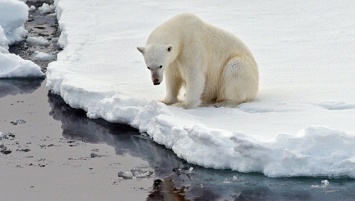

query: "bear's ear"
(137, 47), (145, 54)
(166, 45), (173, 52)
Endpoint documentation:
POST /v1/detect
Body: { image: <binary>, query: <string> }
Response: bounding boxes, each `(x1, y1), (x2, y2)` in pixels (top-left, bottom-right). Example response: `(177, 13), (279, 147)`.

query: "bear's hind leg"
(214, 100), (240, 108)
(216, 57), (258, 107)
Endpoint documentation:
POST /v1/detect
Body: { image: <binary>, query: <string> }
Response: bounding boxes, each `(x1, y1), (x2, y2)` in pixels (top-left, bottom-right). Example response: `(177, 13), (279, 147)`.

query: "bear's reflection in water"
(48, 93), (193, 200)
(48, 93), (354, 201)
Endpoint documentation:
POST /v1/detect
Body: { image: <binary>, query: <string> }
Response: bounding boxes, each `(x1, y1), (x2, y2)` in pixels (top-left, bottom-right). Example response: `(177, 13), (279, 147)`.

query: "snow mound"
(311, 180), (330, 188)
(0, 0), (44, 79)
(0, 53), (44, 78)
(0, 0), (28, 45)
(39, 3), (55, 14)
(47, 0), (355, 178)
(31, 51), (56, 61)
(26, 36), (50, 46)
(29, 5), (36, 11)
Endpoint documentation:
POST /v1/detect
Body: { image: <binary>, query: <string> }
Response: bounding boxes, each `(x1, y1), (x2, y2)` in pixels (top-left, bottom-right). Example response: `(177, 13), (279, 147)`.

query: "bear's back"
(147, 13), (255, 64)
(147, 13), (203, 43)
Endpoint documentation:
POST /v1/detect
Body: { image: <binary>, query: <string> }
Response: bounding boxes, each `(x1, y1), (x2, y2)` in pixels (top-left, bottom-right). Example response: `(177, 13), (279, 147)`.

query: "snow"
(47, 0), (355, 178)
(29, 5), (35, 11)
(31, 51), (56, 61)
(311, 180), (330, 188)
(26, 36), (50, 46)
(0, 0), (28, 45)
(0, 0), (44, 79)
(0, 53), (44, 78)
(117, 168), (153, 179)
(38, 3), (55, 15)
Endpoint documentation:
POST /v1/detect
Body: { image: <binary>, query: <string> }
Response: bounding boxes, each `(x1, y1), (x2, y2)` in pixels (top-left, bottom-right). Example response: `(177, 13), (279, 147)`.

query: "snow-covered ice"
(311, 180), (330, 188)
(31, 51), (56, 61)
(117, 168), (153, 179)
(0, 53), (44, 78)
(47, 0), (355, 178)
(29, 5), (35, 11)
(38, 3), (55, 15)
(0, 0), (28, 45)
(26, 36), (50, 46)
(0, 0), (44, 79)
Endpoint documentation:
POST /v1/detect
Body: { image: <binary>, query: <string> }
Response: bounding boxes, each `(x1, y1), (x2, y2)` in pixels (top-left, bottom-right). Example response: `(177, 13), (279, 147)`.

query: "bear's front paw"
(162, 97), (178, 105)
(181, 100), (200, 109)
(169, 102), (193, 109)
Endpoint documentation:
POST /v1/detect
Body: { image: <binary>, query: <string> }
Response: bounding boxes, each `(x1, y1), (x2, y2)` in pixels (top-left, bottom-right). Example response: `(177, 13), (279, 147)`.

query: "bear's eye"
(147, 67), (151, 70)
(159, 65), (162, 69)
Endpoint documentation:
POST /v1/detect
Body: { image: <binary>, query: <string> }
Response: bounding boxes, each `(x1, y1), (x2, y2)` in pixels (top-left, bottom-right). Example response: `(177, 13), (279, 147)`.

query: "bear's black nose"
(153, 79), (160, 85)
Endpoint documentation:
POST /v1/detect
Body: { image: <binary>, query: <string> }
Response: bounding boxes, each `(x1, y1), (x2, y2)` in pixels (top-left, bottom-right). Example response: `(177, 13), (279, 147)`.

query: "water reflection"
(48, 93), (185, 177)
(48, 93), (355, 201)
(0, 79), (43, 98)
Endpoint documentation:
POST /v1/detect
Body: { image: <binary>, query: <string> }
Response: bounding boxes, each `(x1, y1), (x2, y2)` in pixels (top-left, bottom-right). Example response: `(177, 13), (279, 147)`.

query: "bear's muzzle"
(153, 79), (161, 85)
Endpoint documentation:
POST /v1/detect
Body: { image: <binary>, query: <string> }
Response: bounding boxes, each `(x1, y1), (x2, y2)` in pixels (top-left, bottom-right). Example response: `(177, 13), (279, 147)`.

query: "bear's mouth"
(153, 81), (161, 85)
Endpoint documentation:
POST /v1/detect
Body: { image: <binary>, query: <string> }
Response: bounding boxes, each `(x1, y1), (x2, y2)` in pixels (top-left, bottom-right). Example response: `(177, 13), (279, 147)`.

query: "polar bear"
(137, 13), (259, 109)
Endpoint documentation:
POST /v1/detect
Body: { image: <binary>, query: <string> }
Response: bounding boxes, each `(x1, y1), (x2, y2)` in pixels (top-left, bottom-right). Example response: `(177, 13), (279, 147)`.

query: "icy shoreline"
(3, 83), (354, 200)
(47, 0), (355, 178)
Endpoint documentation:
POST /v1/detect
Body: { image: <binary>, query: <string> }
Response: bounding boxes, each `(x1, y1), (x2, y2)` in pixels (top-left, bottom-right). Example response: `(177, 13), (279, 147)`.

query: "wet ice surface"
(1, 80), (355, 200)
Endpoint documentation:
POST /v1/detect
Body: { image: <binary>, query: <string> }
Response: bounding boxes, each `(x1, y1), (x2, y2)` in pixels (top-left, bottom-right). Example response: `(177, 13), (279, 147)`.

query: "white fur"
(138, 13), (259, 109)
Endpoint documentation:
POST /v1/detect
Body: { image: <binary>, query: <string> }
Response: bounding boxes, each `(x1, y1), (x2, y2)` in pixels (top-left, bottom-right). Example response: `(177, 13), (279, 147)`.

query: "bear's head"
(137, 44), (173, 85)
